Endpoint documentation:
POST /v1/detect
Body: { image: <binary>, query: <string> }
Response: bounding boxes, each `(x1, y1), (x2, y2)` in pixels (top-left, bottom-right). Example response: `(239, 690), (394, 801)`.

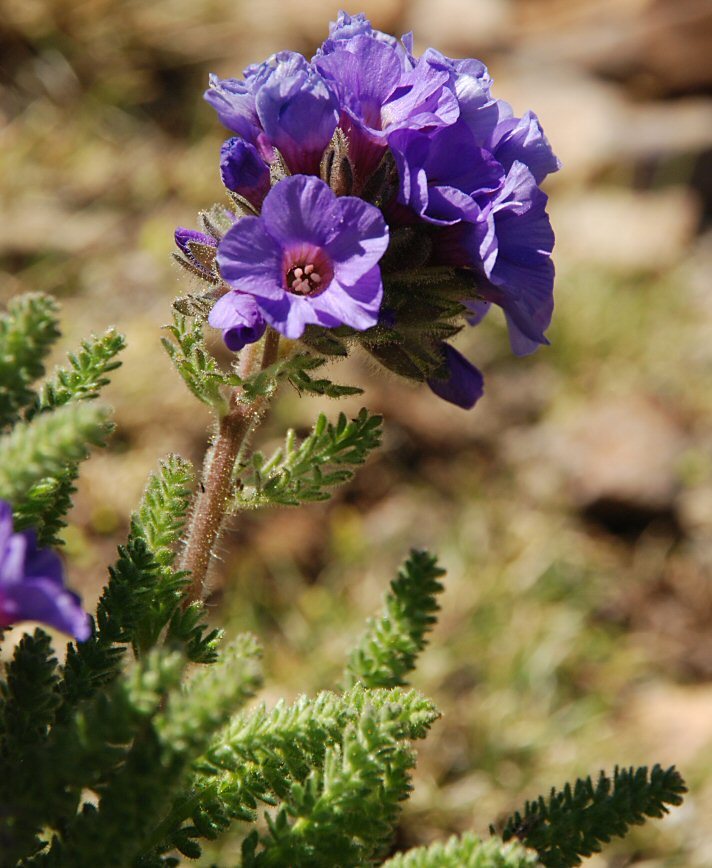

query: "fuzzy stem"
(181, 329), (280, 603)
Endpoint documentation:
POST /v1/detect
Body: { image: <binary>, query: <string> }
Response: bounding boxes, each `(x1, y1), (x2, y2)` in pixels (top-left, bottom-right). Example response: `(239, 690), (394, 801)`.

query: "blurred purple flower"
(216, 174), (388, 339)
(0, 502), (90, 641)
(427, 344), (484, 409)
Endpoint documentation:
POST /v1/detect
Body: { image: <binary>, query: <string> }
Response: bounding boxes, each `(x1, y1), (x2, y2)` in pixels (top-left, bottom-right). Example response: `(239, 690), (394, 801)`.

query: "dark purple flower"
(427, 344), (484, 409)
(490, 109), (561, 185)
(216, 174), (389, 339)
(390, 121), (504, 224)
(208, 291), (267, 351)
(0, 502), (90, 640)
(206, 52), (339, 175)
(435, 160), (555, 354)
(220, 138), (270, 207)
(315, 35), (459, 181)
(482, 162), (555, 354)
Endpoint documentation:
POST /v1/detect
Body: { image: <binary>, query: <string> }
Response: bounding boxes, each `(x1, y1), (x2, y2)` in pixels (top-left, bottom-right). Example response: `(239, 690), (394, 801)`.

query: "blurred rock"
(627, 684), (712, 764)
(555, 395), (687, 525)
(0, 196), (123, 255)
(551, 187), (700, 270)
(293, 0), (404, 44)
(513, 0), (712, 95)
(622, 99), (712, 162)
(407, 0), (513, 54)
(494, 66), (625, 182)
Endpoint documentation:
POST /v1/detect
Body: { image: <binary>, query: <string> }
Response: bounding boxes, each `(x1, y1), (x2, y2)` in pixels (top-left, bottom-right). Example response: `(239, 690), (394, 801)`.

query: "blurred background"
(2, 0), (712, 864)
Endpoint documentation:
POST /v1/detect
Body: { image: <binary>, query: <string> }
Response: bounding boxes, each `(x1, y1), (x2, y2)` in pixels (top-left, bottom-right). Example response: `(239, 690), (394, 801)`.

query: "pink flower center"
(283, 245), (333, 296)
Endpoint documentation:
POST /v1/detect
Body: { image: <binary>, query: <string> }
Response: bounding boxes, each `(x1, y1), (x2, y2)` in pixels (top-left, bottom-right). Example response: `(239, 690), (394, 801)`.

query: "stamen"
(286, 261), (326, 296)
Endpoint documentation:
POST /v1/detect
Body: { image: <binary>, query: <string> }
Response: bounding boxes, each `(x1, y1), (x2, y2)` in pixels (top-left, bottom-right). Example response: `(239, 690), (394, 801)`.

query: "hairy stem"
(181, 329), (280, 603)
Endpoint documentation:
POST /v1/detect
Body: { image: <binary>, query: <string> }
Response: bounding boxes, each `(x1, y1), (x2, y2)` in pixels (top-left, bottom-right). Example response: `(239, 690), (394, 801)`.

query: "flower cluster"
(0, 501), (90, 640)
(175, 11), (559, 408)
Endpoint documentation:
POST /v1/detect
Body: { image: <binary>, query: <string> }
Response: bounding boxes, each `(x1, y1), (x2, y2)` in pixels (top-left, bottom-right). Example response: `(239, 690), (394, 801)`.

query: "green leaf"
(234, 409), (382, 509)
(28, 328), (126, 418)
(161, 313), (237, 412)
(11, 471), (78, 546)
(0, 630), (62, 860)
(128, 455), (201, 657)
(382, 833), (540, 867)
(61, 456), (200, 714)
(8, 329), (125, 544)
(0, 292), (61, 429)
(158, 684), (438, 862)
(344, 550), (445, 689)
(0, 403), (112, 508)
(498, 765), (687, 868)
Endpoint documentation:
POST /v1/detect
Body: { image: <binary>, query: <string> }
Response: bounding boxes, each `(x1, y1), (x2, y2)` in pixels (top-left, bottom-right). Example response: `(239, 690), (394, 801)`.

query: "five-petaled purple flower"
(194, 11), (560, 410)
(0, 501), (90, 641)
(215, 174), (388, 339)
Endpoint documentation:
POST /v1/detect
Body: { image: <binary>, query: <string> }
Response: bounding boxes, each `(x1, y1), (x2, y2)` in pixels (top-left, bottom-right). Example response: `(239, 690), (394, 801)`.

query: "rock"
(406, 0), (513, 54)
(626, 684), (712, 765)
(550, 187), (700, 271)
(494, 66), (626, 183)
(554, 395), (687, 526)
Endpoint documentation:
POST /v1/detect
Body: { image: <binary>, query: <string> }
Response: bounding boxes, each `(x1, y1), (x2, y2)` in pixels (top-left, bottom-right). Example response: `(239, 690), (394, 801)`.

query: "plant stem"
(181, 329), (280, 603)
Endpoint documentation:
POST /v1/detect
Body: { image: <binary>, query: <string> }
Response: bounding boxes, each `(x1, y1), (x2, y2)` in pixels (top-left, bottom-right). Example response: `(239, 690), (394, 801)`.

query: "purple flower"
(490, 109), (561, 185)
(216, 174), (389, 339)
(220, 138), (270, 207)
(427, 344), (484, 409)
(318, 11), (402, 55)
(0, 502), (90, 641)
(208, 291), (267, 351)
(435, 160), (555, 354)
(315, 35), (459, 182)
(390, 121), (504, 225)
(206, 53), (339, 175)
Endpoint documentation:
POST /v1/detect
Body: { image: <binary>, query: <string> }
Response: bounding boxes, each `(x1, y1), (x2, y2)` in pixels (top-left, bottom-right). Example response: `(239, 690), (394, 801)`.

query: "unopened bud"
(320, 128), (354, 196)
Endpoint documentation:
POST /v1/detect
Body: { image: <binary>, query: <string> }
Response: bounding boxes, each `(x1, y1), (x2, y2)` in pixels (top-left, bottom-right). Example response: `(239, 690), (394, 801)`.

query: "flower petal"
(1, 578), (91, 640)
(427, 344), (484, 409)
(326, 196), (389, 282)
(216, 217), (284, 299)
(312, 266), (383, 331)
(260, 175), (340, 248)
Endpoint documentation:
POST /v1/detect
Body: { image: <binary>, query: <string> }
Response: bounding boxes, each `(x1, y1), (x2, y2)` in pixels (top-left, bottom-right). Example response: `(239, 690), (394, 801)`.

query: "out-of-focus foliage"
(2, 1), (712, 865)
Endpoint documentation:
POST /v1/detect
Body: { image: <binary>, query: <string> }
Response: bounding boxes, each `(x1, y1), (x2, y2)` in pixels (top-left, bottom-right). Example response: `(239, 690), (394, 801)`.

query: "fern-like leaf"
(344, 549), (445, 689)
(28, 328), (126, 418)
(235, 409), (382, 508)
(382, 833), (540, 867)
(498, 765), (687, 868)
(0, 403), (112, 508)
(0, 293), (60, 429)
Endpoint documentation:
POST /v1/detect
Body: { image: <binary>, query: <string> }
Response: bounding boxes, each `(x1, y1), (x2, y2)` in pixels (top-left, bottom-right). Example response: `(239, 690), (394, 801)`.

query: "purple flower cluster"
(176, 11), (559, 409)
(0, 502), (90, 641)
